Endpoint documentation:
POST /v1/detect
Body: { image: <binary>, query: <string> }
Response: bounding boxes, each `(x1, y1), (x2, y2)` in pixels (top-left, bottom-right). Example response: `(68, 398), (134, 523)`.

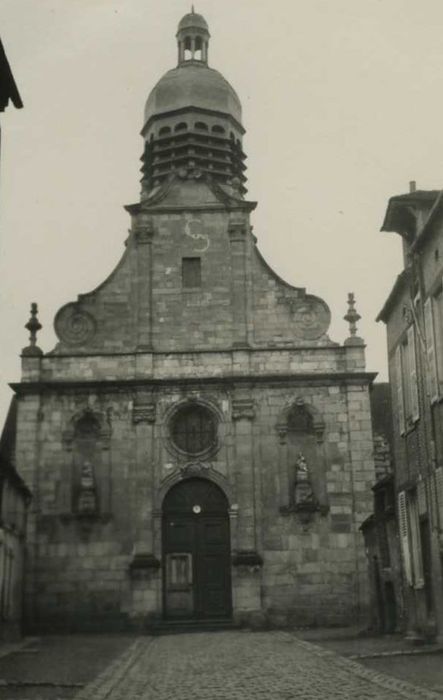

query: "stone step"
(147, 618), (241, 636)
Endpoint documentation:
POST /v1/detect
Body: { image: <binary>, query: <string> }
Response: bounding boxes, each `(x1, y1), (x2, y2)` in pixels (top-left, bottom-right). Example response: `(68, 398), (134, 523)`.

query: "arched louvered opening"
(175, 122), (188, 132)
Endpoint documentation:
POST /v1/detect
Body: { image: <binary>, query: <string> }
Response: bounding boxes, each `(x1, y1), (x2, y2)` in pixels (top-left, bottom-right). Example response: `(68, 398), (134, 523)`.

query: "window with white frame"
(424, 287), (443, 402)
(394, 324), (419, 434)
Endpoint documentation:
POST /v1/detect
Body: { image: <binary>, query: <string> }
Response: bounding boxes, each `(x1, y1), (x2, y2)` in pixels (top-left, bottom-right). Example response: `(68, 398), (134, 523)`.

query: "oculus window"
(170, 404), (216, 455)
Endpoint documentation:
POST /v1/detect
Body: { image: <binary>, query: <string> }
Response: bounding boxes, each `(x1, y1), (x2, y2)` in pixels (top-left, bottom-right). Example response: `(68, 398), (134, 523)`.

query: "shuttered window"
(408, 493), (424, 589)
(395, 346), (405, 435)
(433, 286), (443, 393)
(395, 326), (419, 430)
(417, 479), (427, 516)
(407, 325), (420, 422)
(424, 297), (439, 402)
(435, 467), (443, 530)
(398, 491), (412, 585)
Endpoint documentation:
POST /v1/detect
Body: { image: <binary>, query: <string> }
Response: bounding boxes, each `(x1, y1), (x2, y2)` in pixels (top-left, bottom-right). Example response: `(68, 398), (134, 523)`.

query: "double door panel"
(163, 514), (231, 620)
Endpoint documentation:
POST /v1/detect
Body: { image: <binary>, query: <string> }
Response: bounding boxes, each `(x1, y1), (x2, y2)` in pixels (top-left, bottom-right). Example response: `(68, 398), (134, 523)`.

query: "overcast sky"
(1, 0), (442, 426)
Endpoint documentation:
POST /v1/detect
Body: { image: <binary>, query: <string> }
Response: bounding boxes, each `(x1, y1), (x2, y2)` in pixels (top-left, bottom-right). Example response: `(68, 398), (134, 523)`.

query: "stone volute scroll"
(54, 303), (97, 347)
(283, 294), (331, 341)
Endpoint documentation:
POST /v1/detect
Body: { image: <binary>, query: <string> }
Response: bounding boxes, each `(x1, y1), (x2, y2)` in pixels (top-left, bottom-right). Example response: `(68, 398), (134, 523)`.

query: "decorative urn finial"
(344, 292), (364, 346)
(22, 302), (43, 356)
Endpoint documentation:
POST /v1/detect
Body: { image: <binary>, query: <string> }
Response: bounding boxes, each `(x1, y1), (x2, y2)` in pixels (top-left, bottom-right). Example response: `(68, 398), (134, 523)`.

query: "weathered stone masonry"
(13, 11), (376, 631)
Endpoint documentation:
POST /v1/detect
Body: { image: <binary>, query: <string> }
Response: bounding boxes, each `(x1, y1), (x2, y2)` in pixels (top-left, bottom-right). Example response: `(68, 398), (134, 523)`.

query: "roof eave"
(411, 189), (443, 253)
(376, 268), (410, 323)
(380, 190), (441, 238)
(0, 39), (23, 112)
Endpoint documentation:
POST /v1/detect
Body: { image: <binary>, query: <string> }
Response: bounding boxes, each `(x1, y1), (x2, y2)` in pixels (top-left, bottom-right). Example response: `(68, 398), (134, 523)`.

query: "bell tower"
(176, 9), (210, 64)
(141, 11), (247, 197)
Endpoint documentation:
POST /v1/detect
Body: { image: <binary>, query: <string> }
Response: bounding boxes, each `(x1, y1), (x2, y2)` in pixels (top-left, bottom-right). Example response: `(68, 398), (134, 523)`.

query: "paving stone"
(73, 631), (443, 700)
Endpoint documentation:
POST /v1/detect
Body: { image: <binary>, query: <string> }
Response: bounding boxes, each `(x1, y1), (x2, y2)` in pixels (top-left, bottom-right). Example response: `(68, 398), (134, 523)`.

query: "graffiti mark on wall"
(184, 215), (210, 252)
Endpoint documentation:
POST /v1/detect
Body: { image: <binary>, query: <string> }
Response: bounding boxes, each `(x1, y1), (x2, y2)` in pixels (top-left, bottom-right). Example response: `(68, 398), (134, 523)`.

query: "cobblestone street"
(71, 631), (442, 700)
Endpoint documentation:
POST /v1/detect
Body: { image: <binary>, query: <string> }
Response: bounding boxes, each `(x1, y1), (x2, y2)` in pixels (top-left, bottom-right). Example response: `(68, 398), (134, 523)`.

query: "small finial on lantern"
(22, 302), (43, 356)
(344, 293), (364, 346)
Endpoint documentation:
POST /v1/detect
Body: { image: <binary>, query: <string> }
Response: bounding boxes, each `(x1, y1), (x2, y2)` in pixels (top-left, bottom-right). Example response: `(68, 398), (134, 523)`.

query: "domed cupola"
(140, 10), (247, 198)
(176, 9), (210, 64)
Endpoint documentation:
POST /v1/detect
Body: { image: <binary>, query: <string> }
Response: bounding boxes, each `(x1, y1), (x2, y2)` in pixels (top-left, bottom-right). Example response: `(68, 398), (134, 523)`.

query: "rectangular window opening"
(182, 257), (201, 288)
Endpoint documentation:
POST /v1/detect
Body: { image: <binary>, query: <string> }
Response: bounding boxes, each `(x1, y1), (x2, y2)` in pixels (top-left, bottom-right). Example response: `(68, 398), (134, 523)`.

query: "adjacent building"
(378, 183), (443, 640)
(13, 12), (376, 632)
(361, 383), (404, 634)
(0, 399), (31, 640)
(0, 36), (27, 641)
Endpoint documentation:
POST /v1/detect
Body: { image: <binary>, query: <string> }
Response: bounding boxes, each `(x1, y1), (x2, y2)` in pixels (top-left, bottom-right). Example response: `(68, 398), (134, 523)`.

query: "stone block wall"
(15, 354), (375, 630)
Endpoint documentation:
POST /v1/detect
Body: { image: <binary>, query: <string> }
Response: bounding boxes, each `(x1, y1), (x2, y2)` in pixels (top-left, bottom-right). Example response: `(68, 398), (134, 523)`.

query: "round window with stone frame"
(170, 404), (218, 457)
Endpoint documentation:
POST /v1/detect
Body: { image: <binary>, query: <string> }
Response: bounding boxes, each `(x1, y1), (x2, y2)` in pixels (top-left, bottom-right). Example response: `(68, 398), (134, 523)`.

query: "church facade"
(14, 12), (376, 631)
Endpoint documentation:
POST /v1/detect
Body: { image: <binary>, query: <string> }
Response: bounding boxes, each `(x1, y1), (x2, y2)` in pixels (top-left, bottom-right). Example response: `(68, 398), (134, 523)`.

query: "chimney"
(409, 180), (416, 193)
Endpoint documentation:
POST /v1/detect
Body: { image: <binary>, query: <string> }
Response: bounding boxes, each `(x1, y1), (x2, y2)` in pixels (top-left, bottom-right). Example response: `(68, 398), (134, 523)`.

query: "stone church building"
(13, 12), (376, 631)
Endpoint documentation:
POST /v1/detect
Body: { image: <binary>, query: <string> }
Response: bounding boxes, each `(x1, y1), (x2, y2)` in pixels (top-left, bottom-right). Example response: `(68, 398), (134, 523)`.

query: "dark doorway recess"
(162, 478), (232, 620)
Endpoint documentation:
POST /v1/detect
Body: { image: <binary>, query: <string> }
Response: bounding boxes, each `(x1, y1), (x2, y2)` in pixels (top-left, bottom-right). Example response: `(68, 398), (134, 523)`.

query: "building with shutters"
(12, 11), (376, 632)
(0, 35), (29, 641)
(0, 399), (31, 640)
(360, 383), (404, 634)
(378, 183), (443, 641)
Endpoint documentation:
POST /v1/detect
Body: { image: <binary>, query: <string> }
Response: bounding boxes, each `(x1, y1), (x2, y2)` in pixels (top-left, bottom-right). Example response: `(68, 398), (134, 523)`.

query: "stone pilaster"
(228, 218), (250, 349)
(231, 394), (257, 557)
(276, 423), (290, 509)
(128, 393), (160, 624)
(134, 215), (154, 351)
(131, 396), (157, 558)
(230, 393), (263, 625)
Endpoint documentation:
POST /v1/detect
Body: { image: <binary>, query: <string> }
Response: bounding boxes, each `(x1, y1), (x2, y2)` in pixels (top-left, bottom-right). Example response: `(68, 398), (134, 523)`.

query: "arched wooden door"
(162, 478), (232, 620)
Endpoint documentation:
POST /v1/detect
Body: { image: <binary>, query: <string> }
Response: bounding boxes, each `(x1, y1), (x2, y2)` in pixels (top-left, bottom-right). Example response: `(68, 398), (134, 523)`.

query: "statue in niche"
(77, 460), (98, 515)
(293, 453), (315, 506)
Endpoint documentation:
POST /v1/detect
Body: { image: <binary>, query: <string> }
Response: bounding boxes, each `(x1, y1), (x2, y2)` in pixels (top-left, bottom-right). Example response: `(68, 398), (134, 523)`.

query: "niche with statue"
(59, 408), (112, 528)
(277, 398), (329, 523)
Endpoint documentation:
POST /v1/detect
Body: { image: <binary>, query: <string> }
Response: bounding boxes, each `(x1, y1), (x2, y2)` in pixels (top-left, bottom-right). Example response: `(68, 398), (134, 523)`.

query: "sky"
(1, 0), (442, 426)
